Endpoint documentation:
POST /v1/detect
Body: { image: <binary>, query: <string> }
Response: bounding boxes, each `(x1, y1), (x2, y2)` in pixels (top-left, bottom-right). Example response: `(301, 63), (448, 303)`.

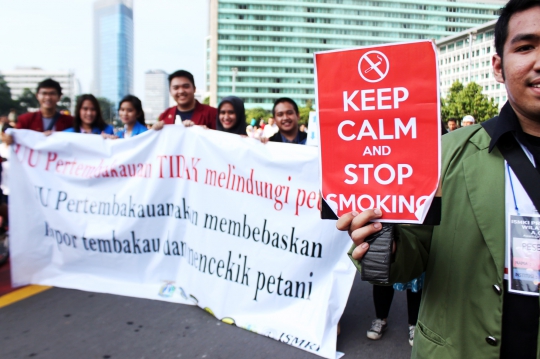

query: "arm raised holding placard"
(336, 205), (433, 285)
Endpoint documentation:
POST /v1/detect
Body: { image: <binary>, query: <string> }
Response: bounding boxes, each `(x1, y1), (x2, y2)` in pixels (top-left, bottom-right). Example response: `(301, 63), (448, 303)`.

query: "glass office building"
(93, 0), (134, 106)
(207, 0), (505, 109)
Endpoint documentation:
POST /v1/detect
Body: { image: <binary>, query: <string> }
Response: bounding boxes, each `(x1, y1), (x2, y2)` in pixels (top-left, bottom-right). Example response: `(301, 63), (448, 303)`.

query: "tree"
(298, 99), (313, 125)
(0, 75), (17, 115)
(441, 81), (499, 123)
(57, 96), (71, 112)
(17, 88), (39, 113)
(202, 96), (210, 105)
(97, 97), (115, 123)
(245, 107), (271, 124)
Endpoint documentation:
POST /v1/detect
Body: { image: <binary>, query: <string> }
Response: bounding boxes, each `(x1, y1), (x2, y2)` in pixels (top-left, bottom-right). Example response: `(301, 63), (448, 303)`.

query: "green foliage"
(202, 96), (210, 105)
(17, 88), (39, 112)
(97, 97), (115, 122)
(441, 81), (499, 123)
(298, 99), (313, 125)
(245, 107), (271, 124)
(0, 75), (17, 115)
(57, 96), (71, 112)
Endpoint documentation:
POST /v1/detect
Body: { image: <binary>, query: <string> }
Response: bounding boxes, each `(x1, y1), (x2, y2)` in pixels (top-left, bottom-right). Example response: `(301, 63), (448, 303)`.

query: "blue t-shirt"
(116, 121), (148, 138)
(64, 125), (114, 135)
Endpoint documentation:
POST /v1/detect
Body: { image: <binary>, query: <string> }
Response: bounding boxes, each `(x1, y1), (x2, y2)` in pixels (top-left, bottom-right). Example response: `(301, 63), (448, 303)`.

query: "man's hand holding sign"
(315, 41), (441, 281)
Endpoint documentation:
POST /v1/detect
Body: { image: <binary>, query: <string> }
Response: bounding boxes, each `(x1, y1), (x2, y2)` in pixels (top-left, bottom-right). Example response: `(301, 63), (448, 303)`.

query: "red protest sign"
(315, 41), (440, 223)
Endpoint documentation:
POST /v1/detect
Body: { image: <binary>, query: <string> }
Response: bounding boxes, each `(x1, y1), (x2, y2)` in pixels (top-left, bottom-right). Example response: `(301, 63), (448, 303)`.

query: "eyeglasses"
(37, 91), (59, 97)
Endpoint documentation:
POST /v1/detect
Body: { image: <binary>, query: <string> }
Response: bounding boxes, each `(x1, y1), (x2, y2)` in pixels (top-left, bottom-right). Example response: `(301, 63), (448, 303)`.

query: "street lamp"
(231, 67), (238, 94)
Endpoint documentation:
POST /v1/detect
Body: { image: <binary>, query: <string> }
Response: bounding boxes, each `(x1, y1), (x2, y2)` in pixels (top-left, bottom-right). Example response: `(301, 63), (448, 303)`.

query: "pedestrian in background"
(262, 117), (278, 138)
(368, 276), (423, 346)
(446, 118), (459, 132)
(461, 115), (475, 126)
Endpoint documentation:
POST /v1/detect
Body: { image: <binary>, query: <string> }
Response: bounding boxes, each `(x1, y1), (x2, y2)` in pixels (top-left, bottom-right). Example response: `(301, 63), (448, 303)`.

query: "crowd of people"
(1, 69), (309, 145)
(0, 69), (310, 266)
(1, 0), (539, 357)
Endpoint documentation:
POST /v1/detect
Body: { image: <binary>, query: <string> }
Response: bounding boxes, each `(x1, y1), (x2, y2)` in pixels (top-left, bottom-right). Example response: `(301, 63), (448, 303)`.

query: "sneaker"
(408, 325), (415, 346)
(367, 319), (387, 340)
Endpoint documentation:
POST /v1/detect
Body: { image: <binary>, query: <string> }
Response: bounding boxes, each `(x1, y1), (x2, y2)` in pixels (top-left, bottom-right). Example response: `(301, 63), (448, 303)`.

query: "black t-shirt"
(175, 108), (194, 122)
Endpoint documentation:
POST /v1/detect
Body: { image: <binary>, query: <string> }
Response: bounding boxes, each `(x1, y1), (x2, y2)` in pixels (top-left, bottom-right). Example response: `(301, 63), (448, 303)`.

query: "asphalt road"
(0, 274), (412, 359)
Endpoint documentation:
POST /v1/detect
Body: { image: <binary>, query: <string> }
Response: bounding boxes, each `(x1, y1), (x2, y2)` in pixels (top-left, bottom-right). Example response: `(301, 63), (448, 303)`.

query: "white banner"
(8, 127), (355, 358)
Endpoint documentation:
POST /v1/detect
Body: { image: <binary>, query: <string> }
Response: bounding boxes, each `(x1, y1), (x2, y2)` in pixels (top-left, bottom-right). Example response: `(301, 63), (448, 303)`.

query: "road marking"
(0, 285), (51, 308)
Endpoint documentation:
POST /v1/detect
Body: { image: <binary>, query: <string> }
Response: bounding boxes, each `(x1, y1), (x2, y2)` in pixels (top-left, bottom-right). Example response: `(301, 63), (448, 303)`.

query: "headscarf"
(216, 96), (247, 135)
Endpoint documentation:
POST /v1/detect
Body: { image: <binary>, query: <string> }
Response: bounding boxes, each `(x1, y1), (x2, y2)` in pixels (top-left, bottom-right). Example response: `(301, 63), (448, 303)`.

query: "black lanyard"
(482, 120), (540, 213)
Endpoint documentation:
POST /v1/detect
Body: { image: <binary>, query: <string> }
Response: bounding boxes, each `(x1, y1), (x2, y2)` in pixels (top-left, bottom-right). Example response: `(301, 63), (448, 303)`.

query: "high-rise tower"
(93, 0), (134, 106)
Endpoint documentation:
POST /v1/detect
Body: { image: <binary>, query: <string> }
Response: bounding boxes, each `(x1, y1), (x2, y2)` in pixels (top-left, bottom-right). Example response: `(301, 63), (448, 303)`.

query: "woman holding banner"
(116, 95), (148, 139)
(64, 94), (114, 135)
(216, 96), (247, 136)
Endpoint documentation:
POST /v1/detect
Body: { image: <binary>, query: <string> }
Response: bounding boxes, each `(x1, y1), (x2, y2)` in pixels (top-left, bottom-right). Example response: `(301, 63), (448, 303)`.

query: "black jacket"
(269, 131), (307, 144)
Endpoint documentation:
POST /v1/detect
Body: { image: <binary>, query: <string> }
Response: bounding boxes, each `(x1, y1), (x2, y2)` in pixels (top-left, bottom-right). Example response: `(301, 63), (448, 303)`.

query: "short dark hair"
(119, 95), (146, 126)
(447, 118), (458, 124)
(74, 94), (108, 133)
(272, 97), (299, 117)
(168, 70), (195, 87)
(495, 0), (540, 61)
(36, 78), (62, 96)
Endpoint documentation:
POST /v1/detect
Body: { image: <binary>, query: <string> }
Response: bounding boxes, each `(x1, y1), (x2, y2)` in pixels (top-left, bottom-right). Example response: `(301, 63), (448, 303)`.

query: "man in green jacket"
(337, 0), (540, 358)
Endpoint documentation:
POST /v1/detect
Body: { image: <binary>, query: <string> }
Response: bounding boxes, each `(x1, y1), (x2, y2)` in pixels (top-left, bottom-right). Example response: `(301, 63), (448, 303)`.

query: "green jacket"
(349, 124), (540, 358)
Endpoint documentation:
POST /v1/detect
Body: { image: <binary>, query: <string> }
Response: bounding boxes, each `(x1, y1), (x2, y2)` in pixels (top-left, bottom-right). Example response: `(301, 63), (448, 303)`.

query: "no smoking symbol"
(358, 51), (389, 83)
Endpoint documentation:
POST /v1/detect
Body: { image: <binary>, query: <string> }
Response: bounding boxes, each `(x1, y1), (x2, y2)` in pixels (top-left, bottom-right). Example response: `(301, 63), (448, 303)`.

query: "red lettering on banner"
(156, 154), (200, 182)
(45, 152), (58, 171)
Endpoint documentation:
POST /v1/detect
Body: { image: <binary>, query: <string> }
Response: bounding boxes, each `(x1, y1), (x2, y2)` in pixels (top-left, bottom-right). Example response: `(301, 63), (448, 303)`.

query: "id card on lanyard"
(507, 213), (540, 296)
(506, 159), (540, 296)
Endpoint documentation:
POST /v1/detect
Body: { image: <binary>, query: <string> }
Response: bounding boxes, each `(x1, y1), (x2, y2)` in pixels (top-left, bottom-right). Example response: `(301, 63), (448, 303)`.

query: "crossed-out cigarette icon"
(365, 55), (383, 73)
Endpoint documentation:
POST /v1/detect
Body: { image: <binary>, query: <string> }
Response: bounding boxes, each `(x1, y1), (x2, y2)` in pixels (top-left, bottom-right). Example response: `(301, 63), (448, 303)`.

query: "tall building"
(93, 0), (134, 106)
(207, 0), (506, 110)
(436, 19), (507, 109)
(144, 70), (169, 124)
(0, 67), (77, 111)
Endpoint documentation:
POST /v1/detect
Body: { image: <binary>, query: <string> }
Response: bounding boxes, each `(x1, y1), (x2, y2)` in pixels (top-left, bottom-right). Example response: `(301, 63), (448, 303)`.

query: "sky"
(0, 0), (209, 98)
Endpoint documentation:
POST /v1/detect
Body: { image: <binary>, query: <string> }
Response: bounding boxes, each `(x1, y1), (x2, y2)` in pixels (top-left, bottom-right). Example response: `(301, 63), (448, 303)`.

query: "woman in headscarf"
(216, 96), (247, 136)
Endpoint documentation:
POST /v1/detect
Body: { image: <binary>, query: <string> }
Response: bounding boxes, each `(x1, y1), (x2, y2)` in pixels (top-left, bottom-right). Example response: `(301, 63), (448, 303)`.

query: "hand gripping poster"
(8, 127), (355, 358)
(315, 41), (441, 223)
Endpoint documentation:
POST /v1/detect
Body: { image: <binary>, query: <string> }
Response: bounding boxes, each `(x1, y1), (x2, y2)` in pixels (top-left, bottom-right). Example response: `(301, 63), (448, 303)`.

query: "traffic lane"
(0, 288), (322, 359)
(0, 276), (411, 359)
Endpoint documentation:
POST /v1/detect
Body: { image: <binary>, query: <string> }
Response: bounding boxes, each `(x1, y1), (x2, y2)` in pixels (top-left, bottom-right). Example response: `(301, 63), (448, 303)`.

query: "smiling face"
(493, 6), (540, 129)
(219, 102), (237, 130)
(119, 101), (138, 125)
(170, 76), (196, 110)
(36, 88), (60, 112)
(274, 101), (299, 135)
(80, 100), (97, 127)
